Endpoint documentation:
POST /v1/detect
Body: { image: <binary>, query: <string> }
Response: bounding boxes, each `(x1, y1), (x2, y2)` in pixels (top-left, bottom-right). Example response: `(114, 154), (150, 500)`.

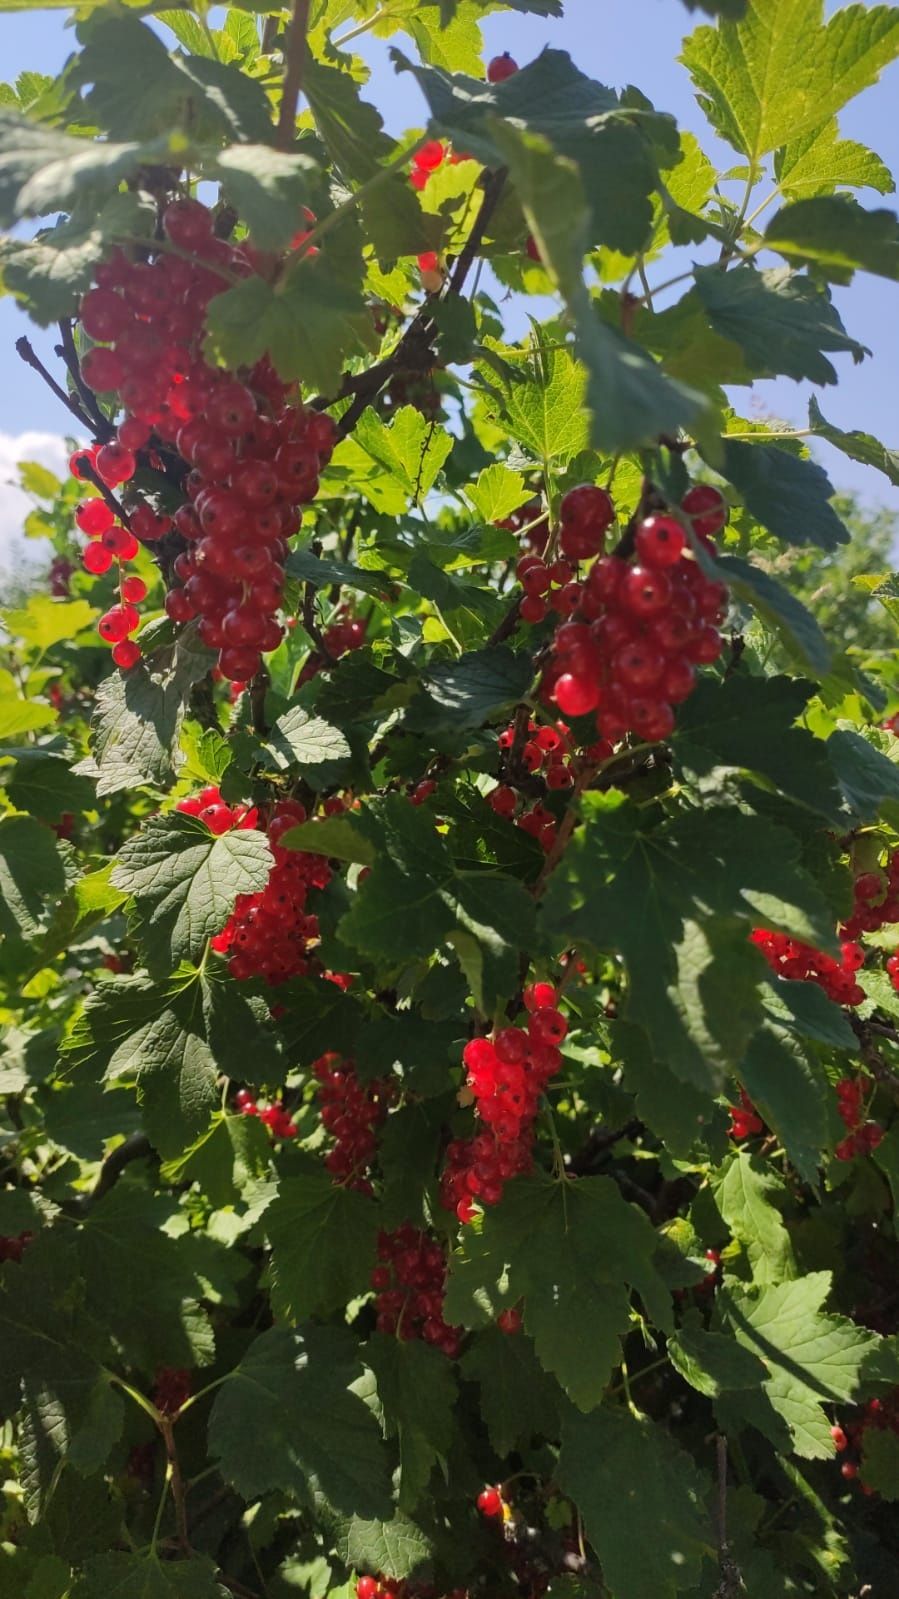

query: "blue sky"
(3, 0), (899, 522)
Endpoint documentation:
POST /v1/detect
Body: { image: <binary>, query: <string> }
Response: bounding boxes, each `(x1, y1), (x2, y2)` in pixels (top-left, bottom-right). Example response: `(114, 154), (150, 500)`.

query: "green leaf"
(73, 627), (216, 798)
(204, 234), (376, 394)
(713, 552), (832, 675)
(366, 1335), (457, 1511)
(70, 14), (273, 144)
(260, 706), (353, 783)
(542, 797), (836, 1093)
(111, 815), (272, 975)
(692, 263), (868, 384)
(712, 1150), (797, 1285)
(860, 1426), (899, 1499)
(0, 192), (153, 323)
(827, 726), (899, 820)
(445, 1174), (670, 1410)
(459, 1327), (560, 1456)
(738, 1022), (831, 1185)
(208, 1324), (393, 1516)
(717, 1272), (883, 1457)
(266, 1173), (379, 1321)
(406, 646), (534, 732)
(160, 1110), (272, 1208)
(808, 395), (899, 488)
(709, 437), (850, 549)
(285, 546), (396, 599)
(0, 109), (158, 226)
(0, 676), (56, 739)
(303, 48), (396, 184)
(77, 1186), (214, 1369)
(281, 813), (376, 866)
(352, 407), (454, 502)
(476, 337), (590, 466)
(463, 464), (529, 524)
(0, 815), (70, 943)
(775, 118), (895, 200)
(672, 675), (843, 822)
(487, 123), (704, 454)
(34, 864), (127, 970)
(761, 974), (857, 1051)
(208, 145), (318, 251)
(557, 1406), (713, 1599)
(681, 0), (899, 163)
(3, 596), (96, 654)
(331, 1509), (433, 1582)
(609, 1018), (721, 1158)
(668, 1324), (768, 1397)
(764, 195), (899, 282)
(73, 1553), (230, 1598)
(6, 751), (96, 824)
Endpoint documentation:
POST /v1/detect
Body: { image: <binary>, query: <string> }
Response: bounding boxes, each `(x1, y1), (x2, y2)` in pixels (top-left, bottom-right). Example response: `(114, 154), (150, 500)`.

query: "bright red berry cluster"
(71, 462), (147, 668)
(408, 140), (472, 191)
(537, 484), (728, 738)
(296, 605), (367, 688)
(834, 1076), (883, 1161)
(76, 197), (337, 681)
(234, 1088), (297, 1140)
(153, 1366), (192, 1416)
(831, 1392), (899, 1493)
(750, 928), (866, 1007)
(175, 784), (257, 835)
(371, 1225), (462, 1356)
(441, 982), (565, 1223)
(0, 1232), (33, 1265)
(841, 855), (899, 939)
(311, 1052), (391, 1189)
(728, 1088), (764, 1140)
(207, 798), (331, 982)
(488, 719), (610, 852)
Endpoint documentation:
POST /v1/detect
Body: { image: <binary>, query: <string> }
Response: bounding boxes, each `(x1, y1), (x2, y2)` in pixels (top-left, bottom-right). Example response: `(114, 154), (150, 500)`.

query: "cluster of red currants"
(356, 1581), (466, 1599)
(370, 1225), (463, 1357)
(408, 136), (477, 190)
(72, 465), (148, 668)
(0, 1232), (33, 1265)
(834, 1077), (883, 1161)
(77, 196), (336, 681)
(175, 784), (257, 835)
(841, 855), (899, 940)
(210, 798), (332, 983)
(750, 928), (866, 1007)
(537, 484), (728, 739)
(152, 1367), (192, 1417)
(234, 1088), (297, 1140)
(295, 605), (367, 689)
(311, 1051), (392, 1190)
(832, 1391), (899, 1492)
(488, 719), (611, 853)
(441, 983), (566, 1224)
(728, 1088), (764, 1141)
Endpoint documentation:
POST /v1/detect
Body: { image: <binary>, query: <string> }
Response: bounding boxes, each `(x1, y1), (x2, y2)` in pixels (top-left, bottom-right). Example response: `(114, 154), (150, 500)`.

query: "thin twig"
(159, 1416), (190, 1554)
(850, 1018), (899, 1105)
(249, 667), (270, 737)
(445, 167), (508, 297)
(16, 336), (95, 433)
(301, 583), (336, 663)
(486, 595), (522, 647)
(713, 1435), (745, 1597)
(276, 0), (311, 149)
(80, 1132), (153, 1213)
(57, 319), (116, 441)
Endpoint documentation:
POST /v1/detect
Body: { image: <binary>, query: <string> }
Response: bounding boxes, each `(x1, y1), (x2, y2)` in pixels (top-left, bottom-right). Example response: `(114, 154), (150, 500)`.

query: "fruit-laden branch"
(852, 1017), (899, 1105)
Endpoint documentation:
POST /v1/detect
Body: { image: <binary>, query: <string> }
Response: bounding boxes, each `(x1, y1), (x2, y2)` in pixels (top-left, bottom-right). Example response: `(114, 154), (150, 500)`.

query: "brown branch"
(532, 761), (599, 896)
(487, 595), (522, 647)
(445, 166), (507, 296)
(850, 1017), (899, 1106)
(567, 1118), (644, 1177)
(249, 667), (271, 737)
(276, 0), (311, 149)
(74, 454), (135, 533)
(16, 336), (95, 433)
(80, 1132), (153, 1213)
(712, 1435), (745, 1598)
(57, 319), (116, 441)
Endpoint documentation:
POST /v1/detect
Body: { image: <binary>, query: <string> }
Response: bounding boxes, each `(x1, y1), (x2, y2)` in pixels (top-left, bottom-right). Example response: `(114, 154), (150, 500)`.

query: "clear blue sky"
(3, 0), (899, 512)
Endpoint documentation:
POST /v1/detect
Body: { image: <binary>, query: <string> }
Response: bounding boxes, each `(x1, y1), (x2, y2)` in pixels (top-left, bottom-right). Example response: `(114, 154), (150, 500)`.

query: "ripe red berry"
(477, 1487), (504, 1518)
(95, 442), (136, 487)
(487, 52), (519, 82)
(75, 499), (115, 537)
(497, 1306), (523, 1334)
(635, 514), (686, 568)
(83, 542), (113, 576)
(681, 484), (728, 537)
(554, 672), (600, 717)
(112, 639), (142, 669)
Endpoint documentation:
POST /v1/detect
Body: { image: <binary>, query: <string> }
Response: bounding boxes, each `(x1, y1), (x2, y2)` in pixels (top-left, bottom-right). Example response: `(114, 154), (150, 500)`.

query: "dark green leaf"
(827, 727), (899, 821)
(668, 1324), (768, 1397)
(765, 196), (899, 282)
(808, 395), (899, 487)
(459, 1327), (560, 1456)
(692, 263), (867, 384)
(366, 1335), (457, 1511)
(266, 1173), (379, 1321)
(708, 438), (850, 549)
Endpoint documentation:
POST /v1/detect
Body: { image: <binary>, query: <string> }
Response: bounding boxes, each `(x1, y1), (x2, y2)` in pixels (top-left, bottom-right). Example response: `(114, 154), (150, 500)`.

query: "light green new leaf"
(712, 1150), (797, 1285)
(478, 334), (590, 465)
(776, 118), (895, 200)
(682, 0), (899, 163)
(3, 596), (96, 654)
(208, 1324), (393, 1517)
(558, 1406), (713, 1599)
(353, 406), (453, 501)
(266, 1173), (380, 1321)
(464, 464), (529, 524)
(111, 815), (272, 975)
